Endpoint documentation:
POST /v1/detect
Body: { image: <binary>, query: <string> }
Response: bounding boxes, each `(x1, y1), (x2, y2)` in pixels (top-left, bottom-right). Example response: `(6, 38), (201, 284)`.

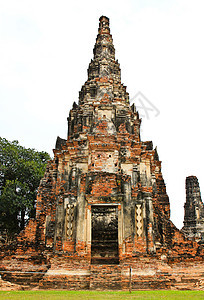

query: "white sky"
(1, 0), (204, 229)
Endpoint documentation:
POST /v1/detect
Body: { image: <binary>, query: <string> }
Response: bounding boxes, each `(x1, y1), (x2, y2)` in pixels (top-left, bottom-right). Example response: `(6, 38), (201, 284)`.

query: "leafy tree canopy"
(0, 137), (51, 240)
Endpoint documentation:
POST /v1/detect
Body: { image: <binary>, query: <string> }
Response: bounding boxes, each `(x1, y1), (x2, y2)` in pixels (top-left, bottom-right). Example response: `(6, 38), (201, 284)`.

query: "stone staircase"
(1, 271), (45, 287)
(90, 264), (122, 290)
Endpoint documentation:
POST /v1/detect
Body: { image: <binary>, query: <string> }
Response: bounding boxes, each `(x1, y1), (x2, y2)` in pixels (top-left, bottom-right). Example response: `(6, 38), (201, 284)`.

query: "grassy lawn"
(0, 290), (204, 300)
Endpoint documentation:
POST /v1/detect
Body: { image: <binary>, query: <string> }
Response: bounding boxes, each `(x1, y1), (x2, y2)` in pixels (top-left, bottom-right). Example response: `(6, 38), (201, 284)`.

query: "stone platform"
(1, 254), (204, 290)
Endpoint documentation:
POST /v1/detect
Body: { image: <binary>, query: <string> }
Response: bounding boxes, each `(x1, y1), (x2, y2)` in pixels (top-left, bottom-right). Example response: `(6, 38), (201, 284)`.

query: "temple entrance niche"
(91, 205), (119, 264)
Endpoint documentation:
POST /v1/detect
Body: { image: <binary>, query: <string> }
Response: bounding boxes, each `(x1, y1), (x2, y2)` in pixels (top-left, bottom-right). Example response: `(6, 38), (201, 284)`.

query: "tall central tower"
(36, 16), (172, 263)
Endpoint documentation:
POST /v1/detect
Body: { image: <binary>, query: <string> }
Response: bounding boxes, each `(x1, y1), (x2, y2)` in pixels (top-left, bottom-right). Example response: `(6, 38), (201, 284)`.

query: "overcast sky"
(1, 0), (204, 229)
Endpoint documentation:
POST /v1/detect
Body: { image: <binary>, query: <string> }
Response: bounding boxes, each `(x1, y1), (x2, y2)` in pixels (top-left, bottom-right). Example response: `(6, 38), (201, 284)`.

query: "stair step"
(90, 265), (121, 290)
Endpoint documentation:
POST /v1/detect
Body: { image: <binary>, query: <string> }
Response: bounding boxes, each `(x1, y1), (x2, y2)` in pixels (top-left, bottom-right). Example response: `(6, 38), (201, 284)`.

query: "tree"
(0, 137), (51, 240)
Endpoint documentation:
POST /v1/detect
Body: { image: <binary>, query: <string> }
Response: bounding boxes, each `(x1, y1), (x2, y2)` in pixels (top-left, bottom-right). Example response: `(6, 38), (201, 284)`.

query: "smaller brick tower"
(182, 176), (204, 241)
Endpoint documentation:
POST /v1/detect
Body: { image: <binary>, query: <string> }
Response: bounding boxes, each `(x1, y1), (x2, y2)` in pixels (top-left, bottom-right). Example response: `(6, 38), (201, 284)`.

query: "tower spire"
(93, 16), (115, 61)
(76, 16), (129, 109)
(98, 16), (111, 35)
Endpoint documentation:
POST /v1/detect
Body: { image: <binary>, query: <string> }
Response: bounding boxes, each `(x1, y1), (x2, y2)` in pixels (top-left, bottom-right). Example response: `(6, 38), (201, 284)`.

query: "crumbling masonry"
(0, 16), (204, 290)
(182, 176), (204, 241)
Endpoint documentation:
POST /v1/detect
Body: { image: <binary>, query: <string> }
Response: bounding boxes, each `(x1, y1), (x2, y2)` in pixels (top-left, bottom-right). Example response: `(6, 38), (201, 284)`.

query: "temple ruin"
(0, 16), (204, 290)
(182, 176), (204, 242)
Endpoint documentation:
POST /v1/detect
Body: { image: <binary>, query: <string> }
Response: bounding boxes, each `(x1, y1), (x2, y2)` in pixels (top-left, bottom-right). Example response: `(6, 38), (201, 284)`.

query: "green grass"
(0, 290), (204, 300)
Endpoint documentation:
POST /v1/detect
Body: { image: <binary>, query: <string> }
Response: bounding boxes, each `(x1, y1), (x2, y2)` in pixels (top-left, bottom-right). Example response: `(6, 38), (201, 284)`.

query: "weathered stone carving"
(66, 204), (75, 239)
(135, 204), (143, 238)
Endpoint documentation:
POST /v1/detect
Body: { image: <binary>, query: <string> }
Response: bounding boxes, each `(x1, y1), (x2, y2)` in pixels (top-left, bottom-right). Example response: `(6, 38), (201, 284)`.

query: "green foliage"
(0, 137), (51, 239)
